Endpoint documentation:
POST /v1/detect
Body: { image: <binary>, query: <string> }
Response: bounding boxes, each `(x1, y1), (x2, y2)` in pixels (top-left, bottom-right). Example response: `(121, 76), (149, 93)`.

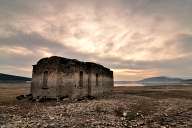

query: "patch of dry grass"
(0, 84), (192, 127)
(0, 83), (30, 104)
(113, 85), (192, 99)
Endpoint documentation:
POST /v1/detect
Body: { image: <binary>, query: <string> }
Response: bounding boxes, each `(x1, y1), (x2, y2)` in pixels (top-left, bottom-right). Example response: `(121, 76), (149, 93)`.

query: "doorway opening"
(88, 71), (91, 96)
(79, 71), (83, 88)
(96, 73), (99, 86)
(42, 71), (48, 89)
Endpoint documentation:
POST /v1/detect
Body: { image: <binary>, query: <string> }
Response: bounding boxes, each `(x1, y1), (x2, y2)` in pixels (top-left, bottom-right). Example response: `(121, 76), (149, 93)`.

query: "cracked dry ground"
(0, 85), (192, 128)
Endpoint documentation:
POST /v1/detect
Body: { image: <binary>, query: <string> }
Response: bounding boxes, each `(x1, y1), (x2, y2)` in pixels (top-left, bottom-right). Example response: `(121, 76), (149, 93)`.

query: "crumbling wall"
(71, 63), (89, 99)
(85, 63), (113, 97)
(31, 63), (58, 99)
(56, 67), (73, 98)
(102, 71), (113, 94)
(88, 67), (103, 96)
(31, 56), (114, 100)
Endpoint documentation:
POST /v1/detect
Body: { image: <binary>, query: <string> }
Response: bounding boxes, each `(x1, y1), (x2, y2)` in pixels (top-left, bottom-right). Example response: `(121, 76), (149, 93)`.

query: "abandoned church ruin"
(31, 56), (114, 99)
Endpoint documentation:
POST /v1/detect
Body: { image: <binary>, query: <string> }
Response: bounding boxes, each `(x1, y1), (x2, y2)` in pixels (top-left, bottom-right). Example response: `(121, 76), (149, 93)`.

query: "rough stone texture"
(1, 92), (192, 128)
(31, 56), (113, 100)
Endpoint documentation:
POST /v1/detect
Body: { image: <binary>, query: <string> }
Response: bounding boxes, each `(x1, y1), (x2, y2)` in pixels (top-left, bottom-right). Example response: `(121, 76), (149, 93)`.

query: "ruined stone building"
(31, 56), (114, 99)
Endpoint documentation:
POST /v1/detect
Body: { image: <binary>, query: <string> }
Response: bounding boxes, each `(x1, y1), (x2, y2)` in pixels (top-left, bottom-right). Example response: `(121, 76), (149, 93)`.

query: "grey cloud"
(98, 55), (192, 73)
(163, 33), (192, 55)
(0, 0), (192, 79)
(1, 0), (192, 32)
(175, 34), (192, 53)
(0, 30), (98, 66)
(0, 30), (64, 50)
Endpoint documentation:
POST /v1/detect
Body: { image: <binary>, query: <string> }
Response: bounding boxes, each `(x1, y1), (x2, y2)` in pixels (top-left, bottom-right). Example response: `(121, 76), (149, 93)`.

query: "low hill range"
(0, 73), (192, 85)
(138, 76), (184, 84)
(0, 73), (31, 83)
(181, 79), (192, 84)
(115, 76), (192, 85)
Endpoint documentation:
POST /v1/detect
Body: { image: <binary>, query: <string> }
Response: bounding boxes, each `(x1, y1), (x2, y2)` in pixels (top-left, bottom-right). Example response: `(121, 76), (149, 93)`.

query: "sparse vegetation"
(95, 104), (103, 113)
(0, 83), (192, 127)
(114, 106), (125, 117)
(0, 83), (30, 105)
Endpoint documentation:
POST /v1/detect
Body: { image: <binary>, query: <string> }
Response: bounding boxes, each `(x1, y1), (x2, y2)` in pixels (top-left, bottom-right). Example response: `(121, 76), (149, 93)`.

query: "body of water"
(115, 83), (192, 86)
(114, 83), (144, 86)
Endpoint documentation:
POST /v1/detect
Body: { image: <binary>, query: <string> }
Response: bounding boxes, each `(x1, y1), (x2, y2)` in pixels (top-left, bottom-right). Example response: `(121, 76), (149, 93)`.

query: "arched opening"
(96, 73), (99, 86)
(42, 71), (48, 89)
(79, 71), (83, 88)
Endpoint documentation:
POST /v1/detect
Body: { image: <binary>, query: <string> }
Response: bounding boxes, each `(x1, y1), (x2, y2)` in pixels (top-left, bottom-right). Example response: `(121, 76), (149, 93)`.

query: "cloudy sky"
(0, 0), (192, 80)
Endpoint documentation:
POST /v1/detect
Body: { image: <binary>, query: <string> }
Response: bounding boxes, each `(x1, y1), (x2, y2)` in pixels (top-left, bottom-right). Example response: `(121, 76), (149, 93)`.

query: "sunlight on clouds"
(7, 4), (188, 79)
(1, 0), (192, 80)
(112, 69), (160, 80)
(15, 9), (185, 62)
(0, 46), (33, 56)
(37, 48), (53, 57)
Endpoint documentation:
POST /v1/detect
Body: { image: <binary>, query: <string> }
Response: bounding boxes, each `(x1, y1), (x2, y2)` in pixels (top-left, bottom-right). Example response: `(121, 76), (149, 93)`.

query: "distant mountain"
(0, 73), (31, 83)
(181, 79), (192, 84)
(114, 81), (135, 84)
(138, 76), (183, 84)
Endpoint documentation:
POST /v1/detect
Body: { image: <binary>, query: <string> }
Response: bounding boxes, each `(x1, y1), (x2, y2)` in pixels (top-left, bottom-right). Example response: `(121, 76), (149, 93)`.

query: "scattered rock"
(1, 92), (192, 128)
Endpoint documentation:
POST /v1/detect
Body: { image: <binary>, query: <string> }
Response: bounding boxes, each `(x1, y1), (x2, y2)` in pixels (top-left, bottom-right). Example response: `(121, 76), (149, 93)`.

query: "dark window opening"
(33, 70), (36, 74)
(42, 71), (48, 89)
(79, 71), (83, 88)
(96, 73), (99, 86)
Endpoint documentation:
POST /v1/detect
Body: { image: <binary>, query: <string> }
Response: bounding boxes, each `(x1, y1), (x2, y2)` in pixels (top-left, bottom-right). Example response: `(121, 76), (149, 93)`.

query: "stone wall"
(31, 63), (59, 99)
(31, 56), (113, 100)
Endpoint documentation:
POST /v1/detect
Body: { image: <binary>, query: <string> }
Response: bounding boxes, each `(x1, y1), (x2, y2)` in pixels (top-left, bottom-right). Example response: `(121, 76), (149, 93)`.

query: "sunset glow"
(1, 0), (192, 80)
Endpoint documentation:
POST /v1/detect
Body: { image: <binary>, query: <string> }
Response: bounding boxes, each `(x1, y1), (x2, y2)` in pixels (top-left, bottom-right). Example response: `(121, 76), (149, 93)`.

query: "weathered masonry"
(31, 56), (114, 100)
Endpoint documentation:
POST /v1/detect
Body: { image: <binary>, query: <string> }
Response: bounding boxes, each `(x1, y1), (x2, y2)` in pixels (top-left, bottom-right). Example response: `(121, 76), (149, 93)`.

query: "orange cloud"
(0, 46), (33, 56)
(113, 69), (159, 81)
(0, 0), (192, 80)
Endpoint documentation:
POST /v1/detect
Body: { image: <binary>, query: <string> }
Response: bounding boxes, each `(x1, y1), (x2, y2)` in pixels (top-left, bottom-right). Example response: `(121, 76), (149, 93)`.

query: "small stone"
(1, 125), (6, 128)
(123, 112), (127, 117)
(43, 123), (48, 127)
(49, 116), (55, 120)
(50, 123), (55, 126)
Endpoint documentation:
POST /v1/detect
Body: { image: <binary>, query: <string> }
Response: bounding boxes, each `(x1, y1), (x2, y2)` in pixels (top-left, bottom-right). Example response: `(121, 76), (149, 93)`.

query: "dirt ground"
(0, 84), (192, 128)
